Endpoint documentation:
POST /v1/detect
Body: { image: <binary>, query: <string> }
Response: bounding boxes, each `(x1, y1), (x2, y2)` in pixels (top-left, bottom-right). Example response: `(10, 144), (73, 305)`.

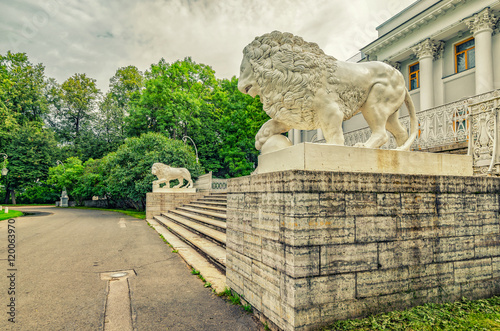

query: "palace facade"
(291, 0), (500, 158)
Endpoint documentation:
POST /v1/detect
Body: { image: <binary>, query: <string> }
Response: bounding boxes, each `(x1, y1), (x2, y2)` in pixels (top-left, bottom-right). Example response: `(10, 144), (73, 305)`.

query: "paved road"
(0, 207), (258, 330)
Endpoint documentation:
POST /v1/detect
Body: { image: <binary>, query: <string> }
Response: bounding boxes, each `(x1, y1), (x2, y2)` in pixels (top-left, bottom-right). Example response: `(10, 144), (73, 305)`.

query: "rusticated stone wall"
(146, 192), (205, 219)
(226, 170), (500, 331)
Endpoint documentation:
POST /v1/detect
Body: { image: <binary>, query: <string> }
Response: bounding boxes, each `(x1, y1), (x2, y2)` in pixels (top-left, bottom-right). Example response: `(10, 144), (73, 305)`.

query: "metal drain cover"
(110, 272), (128, 278)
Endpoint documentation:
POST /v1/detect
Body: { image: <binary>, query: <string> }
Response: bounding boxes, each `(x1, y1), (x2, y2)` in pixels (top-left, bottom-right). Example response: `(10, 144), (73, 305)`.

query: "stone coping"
(228, 170), (500, 194)
(257, 143), (473, 176)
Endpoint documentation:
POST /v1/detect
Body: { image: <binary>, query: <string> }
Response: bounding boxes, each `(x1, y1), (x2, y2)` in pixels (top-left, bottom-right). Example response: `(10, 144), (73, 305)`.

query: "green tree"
(48, 73), (101, 158)
(102, 132), (202, 210)
(214, 77), (268, 178)
(3, 124), (58, 204)
(0, 51), (49, 125)
(126, 57), (224, 172)
(95, 66), (144, 157)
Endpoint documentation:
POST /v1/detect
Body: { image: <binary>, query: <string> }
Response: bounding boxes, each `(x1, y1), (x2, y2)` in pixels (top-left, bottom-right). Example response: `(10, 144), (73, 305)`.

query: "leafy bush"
(17, 182), (60, 204)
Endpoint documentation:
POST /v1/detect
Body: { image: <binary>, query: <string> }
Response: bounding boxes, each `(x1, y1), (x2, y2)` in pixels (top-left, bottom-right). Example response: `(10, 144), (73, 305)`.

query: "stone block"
(493, 257), (500, 278)
(285, 245), (320, 278)
(243, 279), (263, 312)
(320, 298), (378, 322)
(401, 193), (436, 214)
(291, 274), (356, 307)
(461, 278), (500, 299)
(355, 216), (397, 242)
(320, 243), (377, 275)
(227, 249), (252, 280)
(407, 263), (454, 291)
(252, 211), (280, 241)
(226, 267), (244, 295)
(226, 228), (244, 254)
(284, 193), (320, 217)
(261, 291), (292, 331)
(399, 214), (455, 239)
(252, 261), (281, 297)
(282, 216), (355, 246)
(377, 193), (401, 216)
(346, 193), (377, 216)
(379, 239), (433, 269)
(454, 258), (493, 283)
(434, 236), (474, 262)
(262, 238), (285, 272)
(455, 213), (483, 236)
(282, 170), (334, 193)
(474, 234), (500, 258)
(478, 211), (500, 235)
(477, 193), (500, 211)
(243, 233), (262, 261)
(319, 192), (346, 217)
(357, 267), (409, 298)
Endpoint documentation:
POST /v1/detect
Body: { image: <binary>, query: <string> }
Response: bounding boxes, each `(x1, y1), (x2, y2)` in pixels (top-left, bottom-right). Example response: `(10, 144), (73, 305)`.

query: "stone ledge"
(257, 143), (472, 176)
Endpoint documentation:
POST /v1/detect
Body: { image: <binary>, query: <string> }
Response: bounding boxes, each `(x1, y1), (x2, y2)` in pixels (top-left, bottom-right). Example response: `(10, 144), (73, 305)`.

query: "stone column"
(293, 129), (301, 145)
(466, 8), (497, 94)
(316, 128), (324, 141)
(411, 39), (443, 111)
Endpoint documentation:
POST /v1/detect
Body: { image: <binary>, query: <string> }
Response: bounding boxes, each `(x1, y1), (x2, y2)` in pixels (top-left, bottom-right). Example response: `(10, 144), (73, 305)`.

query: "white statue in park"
(151, 163), (193, 189)
(238, 31), (418, 152)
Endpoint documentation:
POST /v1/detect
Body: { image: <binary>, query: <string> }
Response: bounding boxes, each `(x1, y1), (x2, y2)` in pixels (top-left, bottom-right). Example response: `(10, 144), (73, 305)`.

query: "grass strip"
(323, 296), (500, 331)
(0, 210), (23, 221)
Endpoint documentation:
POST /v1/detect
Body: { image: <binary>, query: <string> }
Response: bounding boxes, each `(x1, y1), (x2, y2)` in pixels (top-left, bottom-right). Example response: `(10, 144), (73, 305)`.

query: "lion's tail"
(396, 89), (418, 151)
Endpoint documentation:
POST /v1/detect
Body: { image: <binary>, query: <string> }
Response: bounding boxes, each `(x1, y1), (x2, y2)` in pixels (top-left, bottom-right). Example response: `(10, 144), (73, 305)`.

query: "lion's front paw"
(354, 142), (366, 148)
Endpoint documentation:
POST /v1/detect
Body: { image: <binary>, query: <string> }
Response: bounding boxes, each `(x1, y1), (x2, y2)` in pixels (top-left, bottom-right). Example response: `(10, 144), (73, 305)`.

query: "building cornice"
(362, 0), (474, 56)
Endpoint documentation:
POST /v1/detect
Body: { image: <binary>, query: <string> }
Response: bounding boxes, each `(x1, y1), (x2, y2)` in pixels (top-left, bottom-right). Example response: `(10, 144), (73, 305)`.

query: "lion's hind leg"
(386, 110), (408, 147)
(173, 177), (184, 188)
(359, 83), (404, 149)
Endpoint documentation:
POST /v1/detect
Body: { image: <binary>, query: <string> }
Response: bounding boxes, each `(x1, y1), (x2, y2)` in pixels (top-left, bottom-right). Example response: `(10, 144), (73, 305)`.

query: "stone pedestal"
(146, 192), (204, 219)
(226, 170), (500, 331)
(257, 143), (473, 176)
(152, 186), (197, 193)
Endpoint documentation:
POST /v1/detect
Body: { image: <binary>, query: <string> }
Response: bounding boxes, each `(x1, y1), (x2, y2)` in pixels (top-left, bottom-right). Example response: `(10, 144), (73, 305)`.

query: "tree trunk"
(10, 189), (16, 205)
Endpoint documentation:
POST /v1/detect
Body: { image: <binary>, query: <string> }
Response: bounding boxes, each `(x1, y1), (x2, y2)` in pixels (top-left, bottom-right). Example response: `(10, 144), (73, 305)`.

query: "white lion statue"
(151, 163), (193, 189)
(238, 31), (418, 151)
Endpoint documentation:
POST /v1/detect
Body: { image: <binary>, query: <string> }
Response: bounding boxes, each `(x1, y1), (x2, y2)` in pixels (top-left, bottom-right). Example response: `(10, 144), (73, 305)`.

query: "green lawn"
(71, 206), (146, 219)
(0, 209), (23, 221)
(323, 296), (500, 331)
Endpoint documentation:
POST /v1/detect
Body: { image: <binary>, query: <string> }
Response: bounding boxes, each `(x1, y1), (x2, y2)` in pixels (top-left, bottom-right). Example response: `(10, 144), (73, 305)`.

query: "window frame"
(455, 37), (475, 73)
(408, 61), (420, 91)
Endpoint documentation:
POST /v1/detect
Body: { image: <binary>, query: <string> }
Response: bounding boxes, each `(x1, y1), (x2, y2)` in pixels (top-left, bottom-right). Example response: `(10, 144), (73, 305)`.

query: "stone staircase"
(147, 192), (228, 292)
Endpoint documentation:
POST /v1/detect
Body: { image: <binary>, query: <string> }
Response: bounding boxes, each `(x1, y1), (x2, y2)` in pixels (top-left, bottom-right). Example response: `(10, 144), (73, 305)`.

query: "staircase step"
(201, 196), (227, 202)
(187, 203), (227, 213)
(147, 218), (226, 293)
(169, 209), (227, 231)
(163, 212), (226, 244)
(193, 200), (227, 207)
(176, 206), (227, 221)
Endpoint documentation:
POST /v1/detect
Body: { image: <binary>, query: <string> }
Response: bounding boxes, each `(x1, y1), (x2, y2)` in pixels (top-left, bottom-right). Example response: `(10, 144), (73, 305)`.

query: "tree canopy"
(0, 52), (268, 206)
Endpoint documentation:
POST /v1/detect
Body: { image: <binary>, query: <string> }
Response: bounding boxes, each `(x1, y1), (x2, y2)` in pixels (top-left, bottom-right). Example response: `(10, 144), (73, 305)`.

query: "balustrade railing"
(343, 90), (500, 153)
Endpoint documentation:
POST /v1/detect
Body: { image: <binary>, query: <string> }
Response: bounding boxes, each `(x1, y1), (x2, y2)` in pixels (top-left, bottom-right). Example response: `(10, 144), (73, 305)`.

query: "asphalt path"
(0, 207), (258, 330)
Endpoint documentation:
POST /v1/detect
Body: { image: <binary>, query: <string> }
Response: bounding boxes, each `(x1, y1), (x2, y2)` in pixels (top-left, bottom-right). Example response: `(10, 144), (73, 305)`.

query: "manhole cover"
(110, 272), (128, 278)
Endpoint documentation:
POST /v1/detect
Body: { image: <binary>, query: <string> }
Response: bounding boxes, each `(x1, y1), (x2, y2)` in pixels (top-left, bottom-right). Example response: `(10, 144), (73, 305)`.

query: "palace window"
(409, 62), (419, 90)
(455, 38), (475, 73)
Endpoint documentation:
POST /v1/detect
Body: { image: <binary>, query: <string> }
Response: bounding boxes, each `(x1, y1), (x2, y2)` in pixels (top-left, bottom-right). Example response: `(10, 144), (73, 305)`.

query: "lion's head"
(238, 31), (337, 128)
(151, 163), (170, 176)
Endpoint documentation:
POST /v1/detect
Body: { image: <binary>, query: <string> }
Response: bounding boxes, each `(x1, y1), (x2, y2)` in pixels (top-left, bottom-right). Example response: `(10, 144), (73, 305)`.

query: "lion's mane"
(243, 31), (338, 129)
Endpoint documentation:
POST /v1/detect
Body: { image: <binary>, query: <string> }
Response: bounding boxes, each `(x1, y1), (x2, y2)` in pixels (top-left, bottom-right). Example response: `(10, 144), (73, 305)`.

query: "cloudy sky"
(1, 0), (416, 92)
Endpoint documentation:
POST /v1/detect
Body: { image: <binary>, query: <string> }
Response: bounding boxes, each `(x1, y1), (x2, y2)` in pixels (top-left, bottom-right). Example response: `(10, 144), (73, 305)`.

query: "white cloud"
(0, 0), (416, 91)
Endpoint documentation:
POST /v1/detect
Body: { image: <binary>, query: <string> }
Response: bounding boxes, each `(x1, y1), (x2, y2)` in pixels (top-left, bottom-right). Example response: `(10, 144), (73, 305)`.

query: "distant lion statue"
(151, 163), (193, 189)
(238, 30), (418, 151)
